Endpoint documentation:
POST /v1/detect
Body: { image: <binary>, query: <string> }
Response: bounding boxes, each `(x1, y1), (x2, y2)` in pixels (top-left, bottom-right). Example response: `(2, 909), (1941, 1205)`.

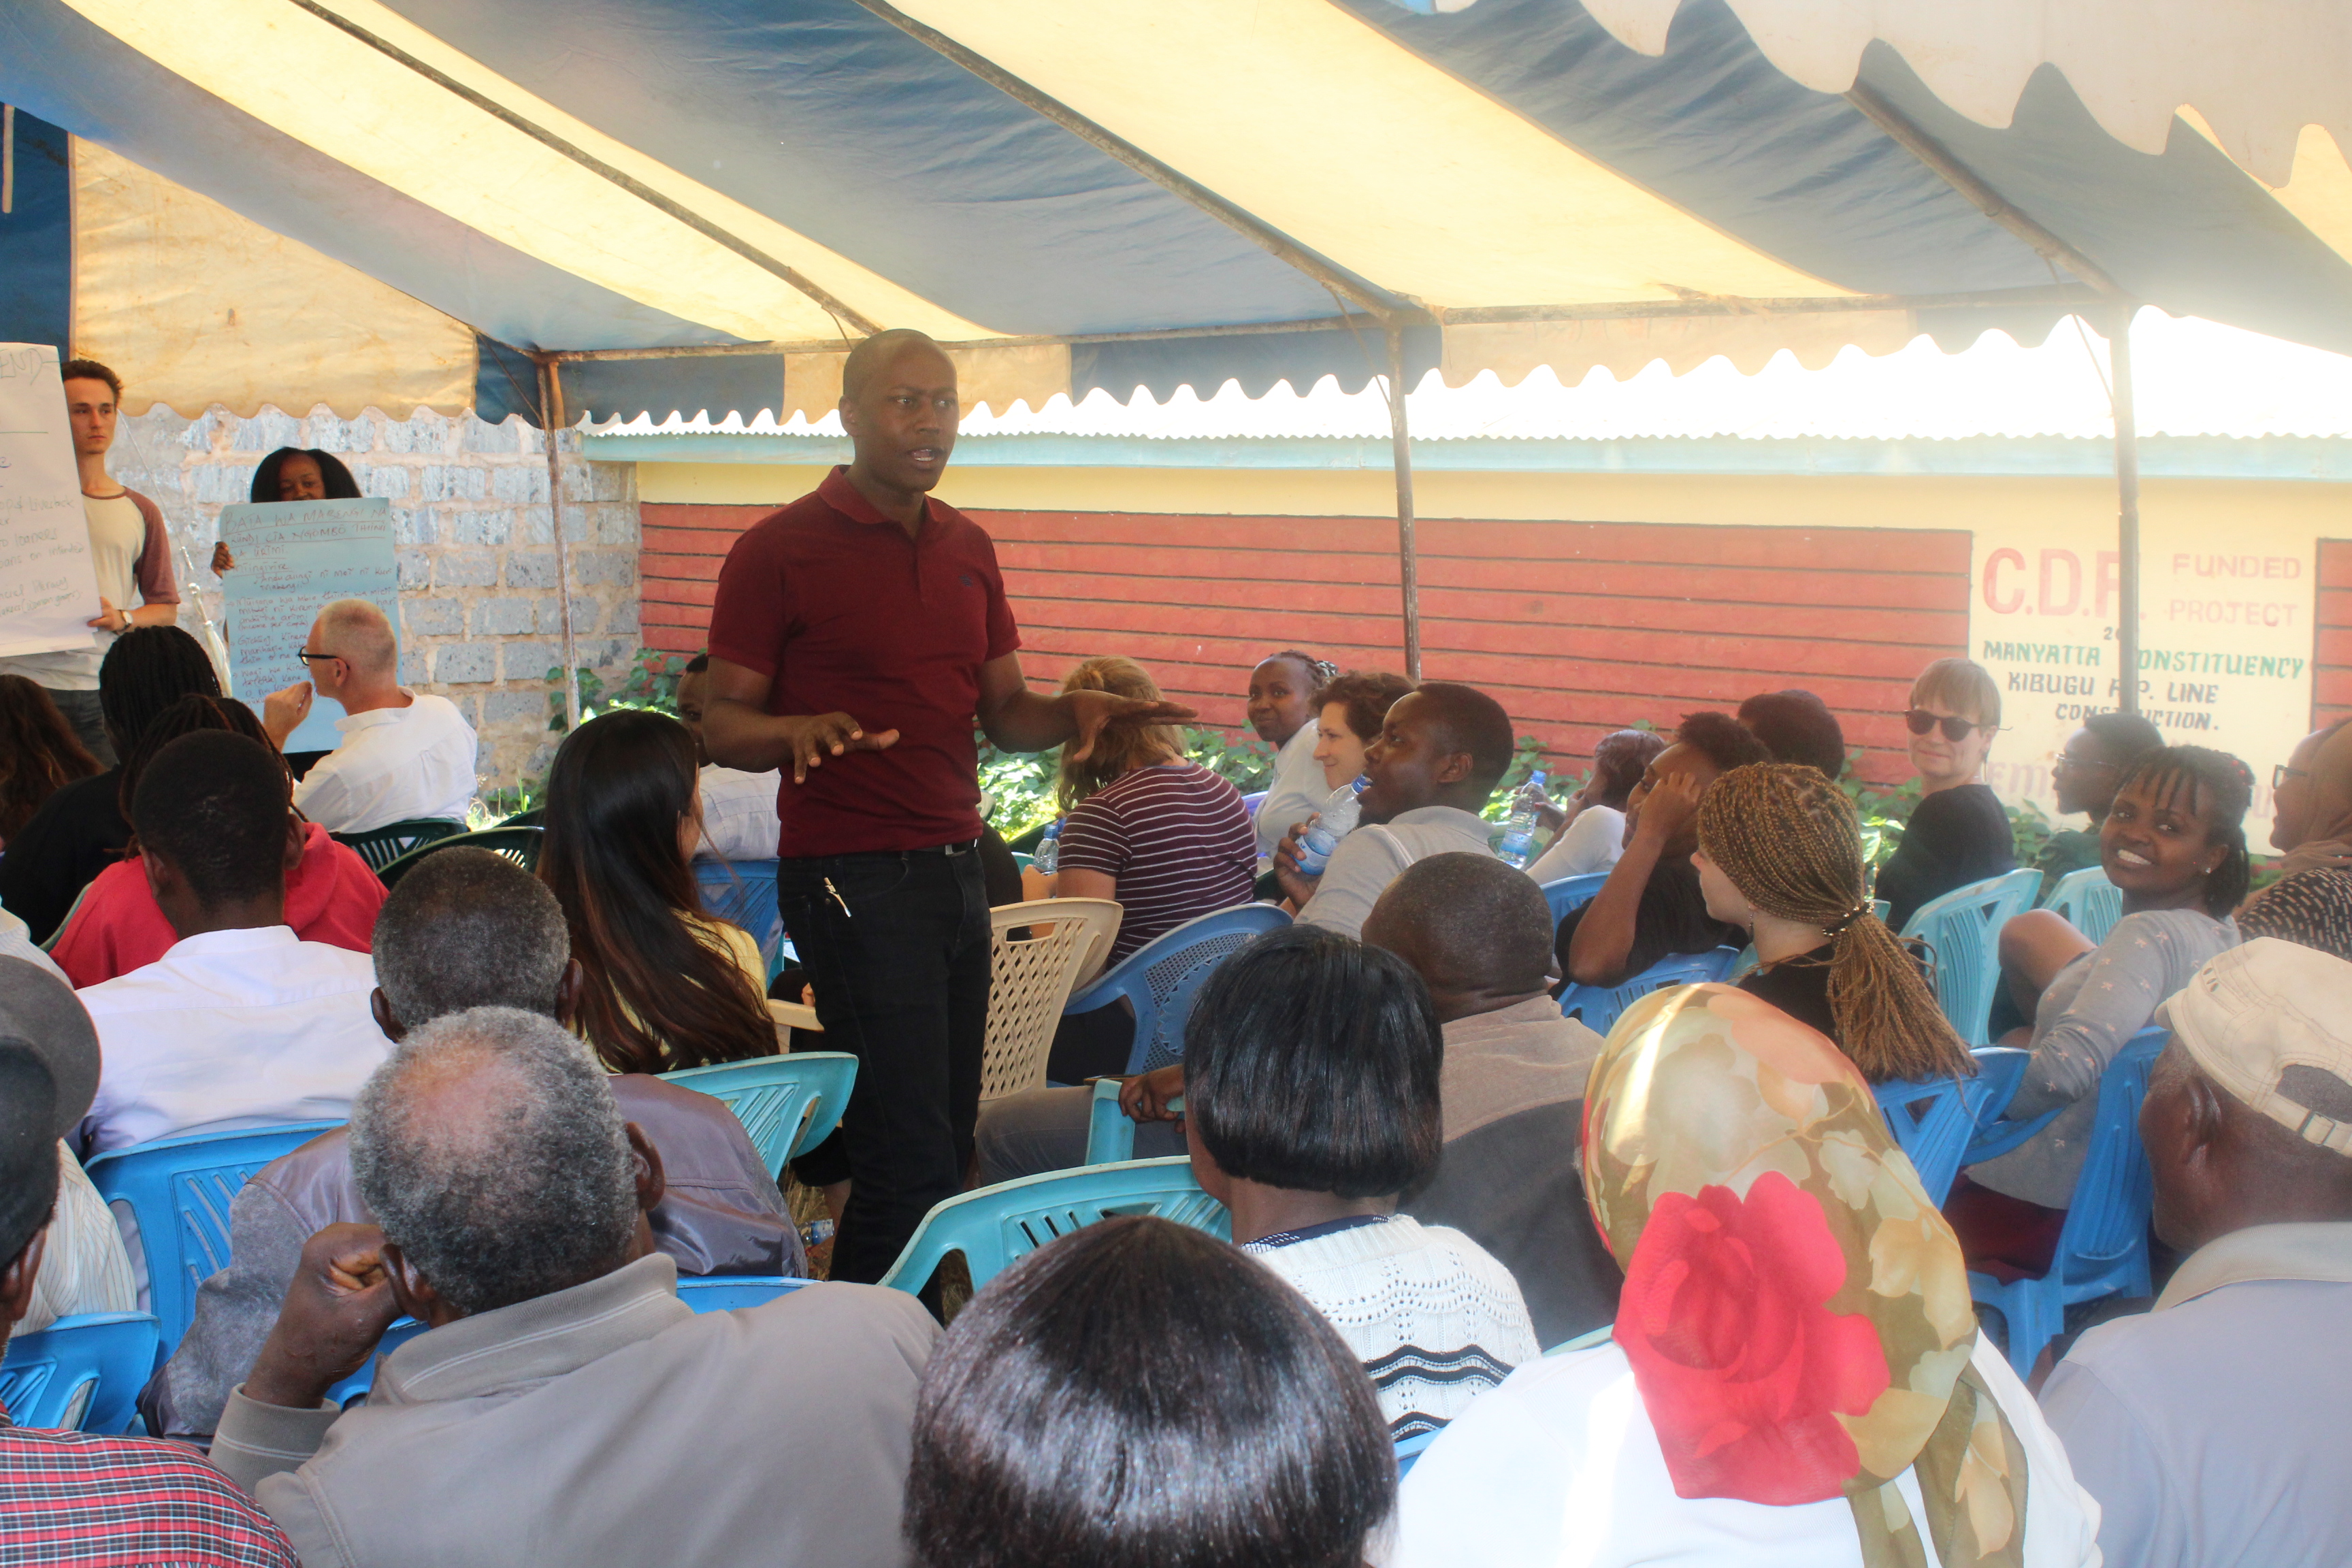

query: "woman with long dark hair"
(538, 709), (775, 1073)
(0, 676), (99, 847)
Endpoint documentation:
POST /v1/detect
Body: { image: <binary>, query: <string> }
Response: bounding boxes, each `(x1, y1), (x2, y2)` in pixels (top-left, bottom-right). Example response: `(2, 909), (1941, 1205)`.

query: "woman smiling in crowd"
(1955, 745), (2249, 1275)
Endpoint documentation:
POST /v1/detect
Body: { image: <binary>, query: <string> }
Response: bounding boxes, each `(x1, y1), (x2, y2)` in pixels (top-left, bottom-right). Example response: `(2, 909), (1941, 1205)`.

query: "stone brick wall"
(108, 404), (641, 792)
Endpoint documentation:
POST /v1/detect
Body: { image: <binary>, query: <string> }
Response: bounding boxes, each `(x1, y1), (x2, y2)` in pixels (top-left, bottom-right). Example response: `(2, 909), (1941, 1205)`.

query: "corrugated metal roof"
(591, 312), (2352, 444)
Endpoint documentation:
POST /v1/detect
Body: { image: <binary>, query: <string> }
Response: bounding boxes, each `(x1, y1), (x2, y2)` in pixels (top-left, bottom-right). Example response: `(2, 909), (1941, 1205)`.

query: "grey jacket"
(144, 1073), (803, 1438)
(212, 1254), (935, 1568)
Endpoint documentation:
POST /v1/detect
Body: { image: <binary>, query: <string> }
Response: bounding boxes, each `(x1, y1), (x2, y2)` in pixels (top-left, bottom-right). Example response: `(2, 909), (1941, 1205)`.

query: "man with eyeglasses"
(261, 598), (476, 832)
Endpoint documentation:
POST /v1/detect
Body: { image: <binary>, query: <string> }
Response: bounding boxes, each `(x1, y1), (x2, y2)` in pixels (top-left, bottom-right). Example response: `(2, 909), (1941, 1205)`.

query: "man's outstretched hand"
(243, 1223), (401, 1411)
(779, 712), (900, 784)
(1062, 690), (1196, 764)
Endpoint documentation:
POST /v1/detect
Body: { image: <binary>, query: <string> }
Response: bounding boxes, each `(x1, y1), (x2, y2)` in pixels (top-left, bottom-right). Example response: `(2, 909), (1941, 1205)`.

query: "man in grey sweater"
(210, 1007), (934, 1567)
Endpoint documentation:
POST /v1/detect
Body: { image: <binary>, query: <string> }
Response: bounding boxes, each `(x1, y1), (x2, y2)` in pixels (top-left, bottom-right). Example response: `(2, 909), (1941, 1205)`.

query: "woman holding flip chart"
(208, 448), (361, 573)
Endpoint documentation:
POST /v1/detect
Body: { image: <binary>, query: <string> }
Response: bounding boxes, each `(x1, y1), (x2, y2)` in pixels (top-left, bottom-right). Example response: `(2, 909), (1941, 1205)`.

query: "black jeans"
(779, 846), (991, 1284)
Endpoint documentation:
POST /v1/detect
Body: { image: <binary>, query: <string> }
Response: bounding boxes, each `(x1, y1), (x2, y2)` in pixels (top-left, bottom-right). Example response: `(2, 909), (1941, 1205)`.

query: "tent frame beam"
(535, 357), (583, 732)
(543, 284), (2100, 363)
(2110, 308), (2142, 717)
(278, 0), (881, 337)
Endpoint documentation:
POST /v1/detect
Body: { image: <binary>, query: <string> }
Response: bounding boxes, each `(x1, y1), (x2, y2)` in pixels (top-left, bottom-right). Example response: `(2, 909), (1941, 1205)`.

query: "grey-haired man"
(143, 849), (800, 1439)
(210, 1008), (935, 1567)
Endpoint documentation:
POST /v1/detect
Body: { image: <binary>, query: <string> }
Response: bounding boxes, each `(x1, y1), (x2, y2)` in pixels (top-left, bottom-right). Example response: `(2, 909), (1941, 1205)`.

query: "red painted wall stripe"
(641, 502), (1974, 784)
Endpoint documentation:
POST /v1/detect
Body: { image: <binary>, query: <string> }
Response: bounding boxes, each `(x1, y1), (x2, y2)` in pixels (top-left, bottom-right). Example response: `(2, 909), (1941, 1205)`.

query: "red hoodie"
(49, 821), (387, 988)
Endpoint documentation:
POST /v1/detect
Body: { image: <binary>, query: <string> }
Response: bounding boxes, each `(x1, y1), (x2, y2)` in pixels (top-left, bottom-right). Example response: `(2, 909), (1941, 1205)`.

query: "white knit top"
(1244, 1213), (1539, 1439)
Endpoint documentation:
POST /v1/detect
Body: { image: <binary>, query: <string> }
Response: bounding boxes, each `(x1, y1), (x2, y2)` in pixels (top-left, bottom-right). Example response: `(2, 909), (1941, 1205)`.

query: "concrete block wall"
(109, 405), (642, 792)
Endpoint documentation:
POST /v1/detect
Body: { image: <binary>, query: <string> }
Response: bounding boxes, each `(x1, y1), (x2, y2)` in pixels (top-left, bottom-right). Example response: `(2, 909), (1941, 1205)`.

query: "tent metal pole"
(1386, 327), (1422, 683)
(2110, 307), (2142, 717)
(536, 357), (582, 731)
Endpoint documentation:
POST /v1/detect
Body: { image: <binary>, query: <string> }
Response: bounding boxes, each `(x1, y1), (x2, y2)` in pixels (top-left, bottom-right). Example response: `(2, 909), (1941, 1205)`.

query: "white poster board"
(1971, 512), (2314, 845)
(0, 344), (103, 659)
(219, 497), (397, 754)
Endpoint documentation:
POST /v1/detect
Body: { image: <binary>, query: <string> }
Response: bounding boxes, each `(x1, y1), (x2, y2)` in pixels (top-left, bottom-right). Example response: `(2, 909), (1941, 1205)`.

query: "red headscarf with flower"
(1583, 983), (2029, 1568)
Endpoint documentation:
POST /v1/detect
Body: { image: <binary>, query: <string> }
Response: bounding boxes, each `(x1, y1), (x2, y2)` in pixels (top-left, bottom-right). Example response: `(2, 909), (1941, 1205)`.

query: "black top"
(1874, 783), (2016, 932)
(0, 769), (131, 944)
(1740, 950), (1839, 1041)
(1553, 857), (1746, 991)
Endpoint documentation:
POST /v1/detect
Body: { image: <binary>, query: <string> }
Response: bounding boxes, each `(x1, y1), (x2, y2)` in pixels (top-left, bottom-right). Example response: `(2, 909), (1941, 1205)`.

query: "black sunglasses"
(1904, 708), (1993, 742)
(294, 649), (347, 667)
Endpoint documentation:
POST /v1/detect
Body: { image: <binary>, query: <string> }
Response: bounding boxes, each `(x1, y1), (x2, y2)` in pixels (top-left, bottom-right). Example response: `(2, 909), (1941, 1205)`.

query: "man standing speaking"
(702, 330), (1187, 1284)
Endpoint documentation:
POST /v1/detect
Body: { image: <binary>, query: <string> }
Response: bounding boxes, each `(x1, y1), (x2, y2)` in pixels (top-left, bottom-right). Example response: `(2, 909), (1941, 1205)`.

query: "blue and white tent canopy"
(2, 0), (2349, 422)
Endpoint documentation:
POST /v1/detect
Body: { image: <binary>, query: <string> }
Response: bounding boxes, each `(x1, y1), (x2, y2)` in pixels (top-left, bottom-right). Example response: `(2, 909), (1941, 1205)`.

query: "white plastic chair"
(980, 898), (1124, 1103)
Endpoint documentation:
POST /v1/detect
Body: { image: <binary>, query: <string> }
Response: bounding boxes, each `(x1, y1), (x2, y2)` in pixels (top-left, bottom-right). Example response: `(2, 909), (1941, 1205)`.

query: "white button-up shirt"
(76, 926), (389, 1154)
(695, 764), (783, 862)
(291, 691), (478, 833)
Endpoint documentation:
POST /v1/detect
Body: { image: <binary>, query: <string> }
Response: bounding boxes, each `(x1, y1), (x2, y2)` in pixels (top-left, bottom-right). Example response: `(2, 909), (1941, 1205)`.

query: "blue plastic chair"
(659, 1054), (857, 1178)
(1556, 947), (1741, 1037)
(1081, 1077), (1190, 1164)
(1899, 869), (2043, 1047)
(1538, 872), (1610, 927)
(325, 1278), (820, 1406)
(695, 858), (784, 966)
(1967, 1028), (2166, 1375)
(0, 1313), (161, 1431)
(877, 1157), (1230, 1294)
(1241, 790), (1266, 819)
(1873, 1045), (2031, 1205)
(1064, 904), (1292, 1075)
(86, 1121), (346, 1351)
(2044, 866), (2123, 945)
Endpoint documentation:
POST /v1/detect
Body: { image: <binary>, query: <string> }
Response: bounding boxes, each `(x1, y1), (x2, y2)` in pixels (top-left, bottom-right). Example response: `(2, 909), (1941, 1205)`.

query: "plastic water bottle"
(1496, 770), (1549, 869)
(1294, 779), (1368, 876)
(1032, 820), (1062, 875)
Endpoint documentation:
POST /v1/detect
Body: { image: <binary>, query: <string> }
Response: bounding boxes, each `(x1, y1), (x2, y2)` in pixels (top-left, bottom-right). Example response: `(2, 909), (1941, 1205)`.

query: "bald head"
(1362, 853), (1554, 1022)
(312, 598), (397, 681)
(842, 328), (951, 404)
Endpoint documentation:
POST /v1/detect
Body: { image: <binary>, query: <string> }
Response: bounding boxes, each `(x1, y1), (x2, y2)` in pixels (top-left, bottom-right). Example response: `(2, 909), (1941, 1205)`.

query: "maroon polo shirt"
(706, 467), (1020, 857)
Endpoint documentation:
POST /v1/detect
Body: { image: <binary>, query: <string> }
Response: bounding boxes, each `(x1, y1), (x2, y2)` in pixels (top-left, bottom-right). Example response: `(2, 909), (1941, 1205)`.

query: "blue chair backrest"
(86, 1121), (346, 1351)
(1064, 904), (1293, 1075)
(659, 1053), (858, 1177)
(696, 858), (784, 964)
(2044, 866), (2123, 945)
(325, 1278), (821, 1407)
(1899, 869), (2043, 1046)
(674, 1275), (818, 1313)
(1873, 1045), (2031, 1206)
(0, 1313), (160, 1432)
(1557, 947), (1741, 1037)
(1538, 872), (1610, 927)
(877, 1158), (1229, 1294)
(1241, 791), (1266, 819)
(2049, 1028), (2167, 1301)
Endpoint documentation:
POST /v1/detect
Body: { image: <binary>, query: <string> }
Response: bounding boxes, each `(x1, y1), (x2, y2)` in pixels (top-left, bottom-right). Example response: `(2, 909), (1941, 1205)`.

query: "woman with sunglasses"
(1873, 657), (2016, 931)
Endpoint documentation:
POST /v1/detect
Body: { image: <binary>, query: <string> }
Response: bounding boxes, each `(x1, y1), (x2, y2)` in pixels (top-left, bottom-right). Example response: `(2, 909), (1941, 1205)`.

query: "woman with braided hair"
(1694, 763), (1975, 1083)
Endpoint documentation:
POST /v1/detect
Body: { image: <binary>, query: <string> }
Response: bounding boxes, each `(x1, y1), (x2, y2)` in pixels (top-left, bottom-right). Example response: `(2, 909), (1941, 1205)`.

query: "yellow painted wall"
(633, 459), (2347, 538)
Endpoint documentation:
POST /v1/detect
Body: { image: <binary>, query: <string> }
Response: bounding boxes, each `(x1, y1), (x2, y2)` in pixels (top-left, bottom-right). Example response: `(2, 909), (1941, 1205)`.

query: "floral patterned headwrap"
(1582, 983), (2029, 1568)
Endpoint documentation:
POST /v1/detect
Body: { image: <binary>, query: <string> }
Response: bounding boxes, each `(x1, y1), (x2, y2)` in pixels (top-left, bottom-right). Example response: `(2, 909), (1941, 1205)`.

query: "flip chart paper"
(220, 497), (397, 755)
(0, 344), (103, 659)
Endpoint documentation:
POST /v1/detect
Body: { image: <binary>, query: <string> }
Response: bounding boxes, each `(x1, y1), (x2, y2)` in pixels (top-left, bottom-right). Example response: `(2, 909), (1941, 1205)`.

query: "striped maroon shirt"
(1059, 763), (1259, 962)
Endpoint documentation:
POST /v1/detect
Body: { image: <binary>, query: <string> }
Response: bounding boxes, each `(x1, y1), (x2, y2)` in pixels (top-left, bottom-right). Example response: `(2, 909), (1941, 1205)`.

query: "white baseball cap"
(2157, 937), (2352, 1156)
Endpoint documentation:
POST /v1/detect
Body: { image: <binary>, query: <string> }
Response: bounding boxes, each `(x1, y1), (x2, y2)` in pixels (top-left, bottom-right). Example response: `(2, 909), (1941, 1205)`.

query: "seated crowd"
(5, 607), (2352, 1568)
